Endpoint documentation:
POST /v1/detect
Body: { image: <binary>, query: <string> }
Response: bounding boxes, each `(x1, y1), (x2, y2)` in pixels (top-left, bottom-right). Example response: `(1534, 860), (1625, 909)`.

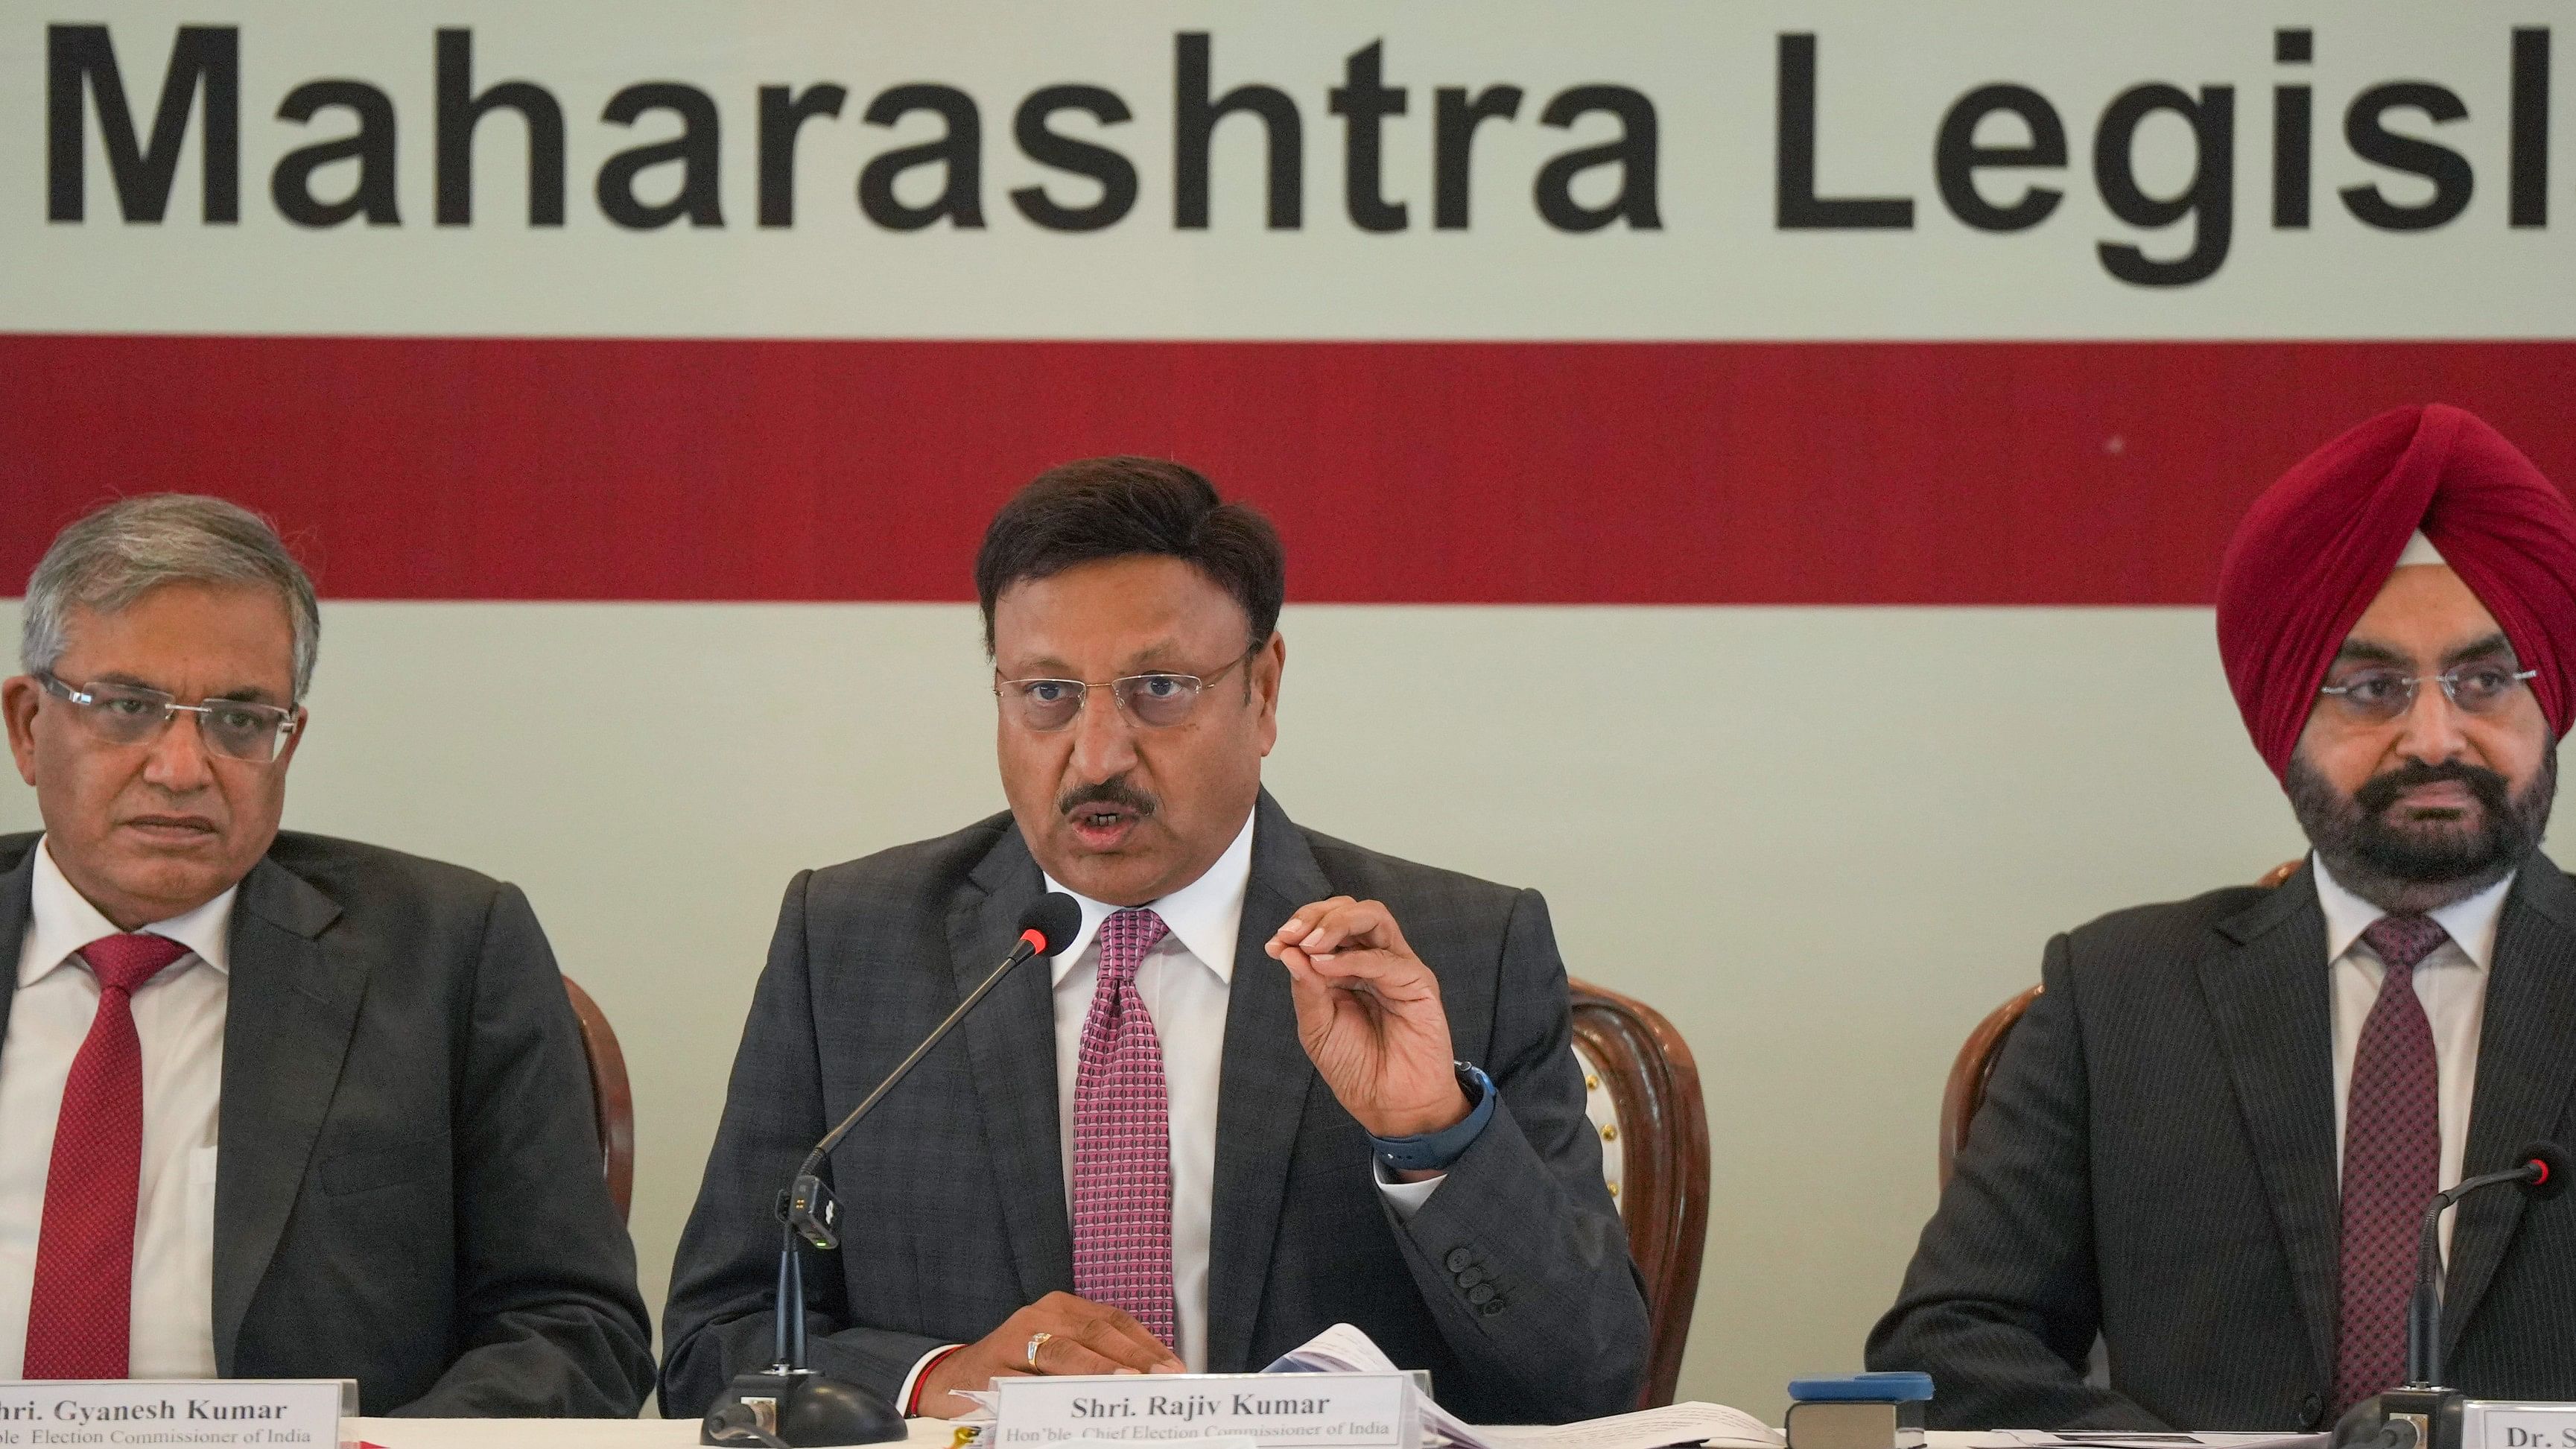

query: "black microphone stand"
(2331, 1143), (2569, 1449)
(704, 895), (1080, 1448)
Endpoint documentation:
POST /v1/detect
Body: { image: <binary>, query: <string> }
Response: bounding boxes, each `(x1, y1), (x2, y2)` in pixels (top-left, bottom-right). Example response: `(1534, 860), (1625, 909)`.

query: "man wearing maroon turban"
(1868, 405), (2576, 1430)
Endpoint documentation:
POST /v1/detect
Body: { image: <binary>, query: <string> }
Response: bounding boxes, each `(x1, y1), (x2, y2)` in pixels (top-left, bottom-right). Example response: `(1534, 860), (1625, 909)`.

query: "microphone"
(703, 892), (1084, 1448)
(2330, 1141), (2571, 1449)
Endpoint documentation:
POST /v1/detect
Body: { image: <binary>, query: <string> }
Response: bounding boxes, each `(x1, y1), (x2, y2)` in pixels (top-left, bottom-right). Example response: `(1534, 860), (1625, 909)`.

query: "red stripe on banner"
(4, 335), (2575, 605)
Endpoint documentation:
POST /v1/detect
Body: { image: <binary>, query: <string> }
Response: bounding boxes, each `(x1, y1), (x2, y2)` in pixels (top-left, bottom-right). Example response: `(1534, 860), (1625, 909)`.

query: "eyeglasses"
(995, 653), (1251, 732)
(38, 673), (302, 764)
(2315, 663), (2539, 726)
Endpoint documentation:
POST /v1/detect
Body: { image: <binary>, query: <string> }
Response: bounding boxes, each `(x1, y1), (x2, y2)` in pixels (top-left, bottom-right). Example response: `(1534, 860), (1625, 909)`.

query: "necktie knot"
(1096, 907), (1170, 987)
(2361, 913), (2451, 977)
(77, 933), (189, 995)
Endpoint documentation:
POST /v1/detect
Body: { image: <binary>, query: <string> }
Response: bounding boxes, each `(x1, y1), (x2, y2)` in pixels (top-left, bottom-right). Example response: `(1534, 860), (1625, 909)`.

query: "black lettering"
(2094, 83), (2234, 287)
(1010, 84), (1137, 232)
(1535, 85), (1659, 231)
(758, 83), (847, 227)
(1775, 34), (1910, 229)
(859, 84), (983, 229)
(1329, 40), (1408, 232)
(48, 25), (238, 223)
(273, 80), (398, 226)
(1173, 32), (1301, 229)
(2511, 28), (2550, 228)
(2274, 29), (2312, 227)
(2340, 81), (2472, 231)
(597, 83), (722, 229)
(1934, 83), (2064, 231)
(1433, 85), (1520, 229)
(434, 28), (564, 226)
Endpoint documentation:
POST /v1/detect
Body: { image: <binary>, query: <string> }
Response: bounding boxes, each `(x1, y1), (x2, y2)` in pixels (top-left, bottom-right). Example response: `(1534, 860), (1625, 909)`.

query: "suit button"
(1444, 1247), (1474, 1273)
(2299, 1395), (2323, 1430)
(1478, 1300), (1504, 1317)
(1456, 1266), (1487, 1288)
(1468, 1284), (1497, 1305)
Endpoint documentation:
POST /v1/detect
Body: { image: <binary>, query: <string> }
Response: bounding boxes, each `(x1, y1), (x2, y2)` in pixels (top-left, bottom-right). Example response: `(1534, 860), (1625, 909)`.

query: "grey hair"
(20, 494), (320, 700)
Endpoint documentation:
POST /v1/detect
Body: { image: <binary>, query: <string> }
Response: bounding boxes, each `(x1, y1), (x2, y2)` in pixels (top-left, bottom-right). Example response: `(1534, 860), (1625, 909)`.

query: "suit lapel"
(0, 846), (34, 1047)
(211, 855), (354, 1374)
(1204, 792), (1330, 1372)
(2198, 863), (2341, 1386)
(2440, 860), (2576, 1353)
(947, 825), (1075, 1302)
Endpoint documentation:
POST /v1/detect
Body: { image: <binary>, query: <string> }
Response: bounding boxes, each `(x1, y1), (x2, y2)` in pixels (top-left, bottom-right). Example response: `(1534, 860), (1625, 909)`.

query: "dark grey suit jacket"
(1868, 857), (2576, 1430)
(0, 831), (654, 1416)
(660, 792), (1647, 1424)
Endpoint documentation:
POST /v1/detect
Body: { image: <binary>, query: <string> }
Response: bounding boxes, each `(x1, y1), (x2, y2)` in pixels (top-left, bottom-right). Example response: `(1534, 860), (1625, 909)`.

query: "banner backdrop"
(7, 0), (2575, 1420)
(6, 1), (2574, 600)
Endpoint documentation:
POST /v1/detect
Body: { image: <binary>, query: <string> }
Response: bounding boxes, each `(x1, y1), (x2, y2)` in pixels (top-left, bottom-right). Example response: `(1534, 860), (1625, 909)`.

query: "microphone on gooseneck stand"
(703, 892), (1085, 1449)
(2329, 1141), (2572, 1449)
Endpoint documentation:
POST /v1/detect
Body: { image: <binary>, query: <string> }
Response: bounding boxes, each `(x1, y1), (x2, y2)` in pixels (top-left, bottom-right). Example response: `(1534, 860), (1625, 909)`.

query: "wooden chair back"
(1937, 859), (2304, 1188)
(1567, 977), (1710, 1408)
(562, 975), (636, 1223)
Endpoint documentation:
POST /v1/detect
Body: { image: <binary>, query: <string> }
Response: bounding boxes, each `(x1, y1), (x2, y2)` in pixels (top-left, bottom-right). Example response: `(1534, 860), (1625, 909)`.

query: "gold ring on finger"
(1024, 1331), (1053, 1371)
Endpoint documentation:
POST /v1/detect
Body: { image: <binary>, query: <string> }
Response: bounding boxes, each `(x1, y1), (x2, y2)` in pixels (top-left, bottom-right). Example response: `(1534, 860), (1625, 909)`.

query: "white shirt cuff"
(898, 1344), (965, 1417)
(1372, 1158), (1447, 1221)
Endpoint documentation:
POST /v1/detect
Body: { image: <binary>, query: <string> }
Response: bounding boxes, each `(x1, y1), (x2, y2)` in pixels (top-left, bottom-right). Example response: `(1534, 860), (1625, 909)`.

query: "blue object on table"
(1786, 1372), (1935, 1403)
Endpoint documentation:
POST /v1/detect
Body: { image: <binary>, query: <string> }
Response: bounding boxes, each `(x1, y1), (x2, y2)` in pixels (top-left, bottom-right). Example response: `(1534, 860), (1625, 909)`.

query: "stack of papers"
(1269, 1324), (1781, 1449)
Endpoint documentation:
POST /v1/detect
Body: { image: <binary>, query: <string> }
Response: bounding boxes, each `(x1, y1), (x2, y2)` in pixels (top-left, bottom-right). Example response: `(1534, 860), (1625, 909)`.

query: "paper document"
(1268, 1325), (1779, 1449)
(1477, 1404), (1783, 1449)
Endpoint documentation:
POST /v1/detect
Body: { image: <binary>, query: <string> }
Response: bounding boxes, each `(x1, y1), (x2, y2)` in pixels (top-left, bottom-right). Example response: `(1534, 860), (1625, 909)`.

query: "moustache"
(1057, 779), (1159, 819)
(2352, 760), (2512, 817)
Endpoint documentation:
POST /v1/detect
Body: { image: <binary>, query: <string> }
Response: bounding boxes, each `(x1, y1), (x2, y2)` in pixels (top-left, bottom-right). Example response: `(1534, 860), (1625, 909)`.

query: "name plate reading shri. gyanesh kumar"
(994, 1372), (1416, 1449)
(0, 1380), (354, 1449)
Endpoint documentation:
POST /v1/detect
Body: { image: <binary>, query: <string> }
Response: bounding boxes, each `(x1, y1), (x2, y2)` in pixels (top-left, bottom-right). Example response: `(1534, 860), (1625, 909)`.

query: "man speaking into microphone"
(1870, 405), (2576, 1427)
(661, 458), (1646, 1424)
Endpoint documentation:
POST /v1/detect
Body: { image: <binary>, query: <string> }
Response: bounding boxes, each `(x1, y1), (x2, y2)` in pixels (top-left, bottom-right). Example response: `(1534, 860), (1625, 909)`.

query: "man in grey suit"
(0, 495), (652, 1413)
(1870, 406), (2576, 1428)
(662, 457), (1646, 1424)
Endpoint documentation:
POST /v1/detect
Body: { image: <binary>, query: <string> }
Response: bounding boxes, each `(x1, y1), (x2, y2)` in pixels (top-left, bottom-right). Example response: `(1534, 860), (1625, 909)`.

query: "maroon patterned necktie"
(22, 932), (191, 1380)
(1070, 907), (1177, 1345)
(2330, 913), (2449, 1414)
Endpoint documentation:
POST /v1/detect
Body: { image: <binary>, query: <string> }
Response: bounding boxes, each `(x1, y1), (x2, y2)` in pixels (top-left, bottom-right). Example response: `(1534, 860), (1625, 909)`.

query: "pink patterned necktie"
(1070, 907), (1177, 1345)
(24, 932), (191, 1380)
(2330, 913), (2449, 1414)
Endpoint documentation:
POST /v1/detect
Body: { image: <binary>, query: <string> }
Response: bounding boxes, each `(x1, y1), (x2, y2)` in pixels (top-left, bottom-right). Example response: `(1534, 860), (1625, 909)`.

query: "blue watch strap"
(1371, 1062), (1496, 1173)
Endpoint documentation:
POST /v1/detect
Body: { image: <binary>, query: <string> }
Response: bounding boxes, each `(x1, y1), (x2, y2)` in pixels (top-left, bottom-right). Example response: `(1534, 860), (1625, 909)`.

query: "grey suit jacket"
(0, 831), (654, 1416)
(1868, 857), (2576, 1430)
(660, 792), (1647, 1424)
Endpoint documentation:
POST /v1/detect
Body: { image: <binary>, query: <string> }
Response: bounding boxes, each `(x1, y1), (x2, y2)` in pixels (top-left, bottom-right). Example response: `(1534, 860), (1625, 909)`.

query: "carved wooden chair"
(1568, 977), (1710, 1408)
(562, 976), (637, 1223)
(1937, 859), (2305, 1187)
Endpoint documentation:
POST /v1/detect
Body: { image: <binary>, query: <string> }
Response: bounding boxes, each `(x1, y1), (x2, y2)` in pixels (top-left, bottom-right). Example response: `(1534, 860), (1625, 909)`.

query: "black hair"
(974, 456), (1285, 655)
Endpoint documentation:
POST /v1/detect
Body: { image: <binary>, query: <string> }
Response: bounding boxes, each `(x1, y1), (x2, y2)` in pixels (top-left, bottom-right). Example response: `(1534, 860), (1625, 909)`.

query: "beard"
(2285, 751), (2556, 911)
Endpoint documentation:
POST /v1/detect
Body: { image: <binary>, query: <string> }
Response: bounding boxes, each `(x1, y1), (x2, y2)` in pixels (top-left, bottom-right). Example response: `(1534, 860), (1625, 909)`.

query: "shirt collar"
(1043, 808), (1257, 988)
(20, 834), (238, 989)
(2312, 851), (2510, 971)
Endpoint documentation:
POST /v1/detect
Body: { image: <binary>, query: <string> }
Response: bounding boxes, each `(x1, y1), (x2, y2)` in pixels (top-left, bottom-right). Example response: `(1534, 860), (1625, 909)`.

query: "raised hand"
(1265, 896), (1469, 1150)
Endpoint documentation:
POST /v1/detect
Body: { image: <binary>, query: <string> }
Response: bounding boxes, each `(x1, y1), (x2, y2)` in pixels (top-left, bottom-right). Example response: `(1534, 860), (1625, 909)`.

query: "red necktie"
(22, 932), (191, 1380)
(1070, 908), (1177, 1347)
(2330, 913), (2448, 1414)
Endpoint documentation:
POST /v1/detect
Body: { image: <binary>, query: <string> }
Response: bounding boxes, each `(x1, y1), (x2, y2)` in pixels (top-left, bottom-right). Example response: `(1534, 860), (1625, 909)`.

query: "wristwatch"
(1370, 1062), (1496, 1173)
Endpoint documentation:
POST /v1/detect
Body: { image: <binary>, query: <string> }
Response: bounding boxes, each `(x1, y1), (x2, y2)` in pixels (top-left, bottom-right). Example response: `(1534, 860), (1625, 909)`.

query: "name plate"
(0, 1381), (352, 1449)
(2466, 1402), (2576, 1449)
(994, 1372), (1415, 1449)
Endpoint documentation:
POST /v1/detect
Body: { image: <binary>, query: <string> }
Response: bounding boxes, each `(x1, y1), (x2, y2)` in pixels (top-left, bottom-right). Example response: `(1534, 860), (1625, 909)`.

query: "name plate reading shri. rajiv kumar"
(0, 1380), (354, 1449)
(994, 1372), (1417, 1449)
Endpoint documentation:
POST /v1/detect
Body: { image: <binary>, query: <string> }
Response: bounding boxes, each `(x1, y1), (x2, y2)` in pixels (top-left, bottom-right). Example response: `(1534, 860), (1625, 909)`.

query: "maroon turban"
(2215, 404), (2576, 780)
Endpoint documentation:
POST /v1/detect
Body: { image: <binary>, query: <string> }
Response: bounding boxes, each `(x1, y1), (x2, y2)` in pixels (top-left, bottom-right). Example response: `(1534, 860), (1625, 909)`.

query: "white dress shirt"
(898, 808), (1443, 1403)
(0, 837), (233, 1379)
(2314, 855), (2505, 1258)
